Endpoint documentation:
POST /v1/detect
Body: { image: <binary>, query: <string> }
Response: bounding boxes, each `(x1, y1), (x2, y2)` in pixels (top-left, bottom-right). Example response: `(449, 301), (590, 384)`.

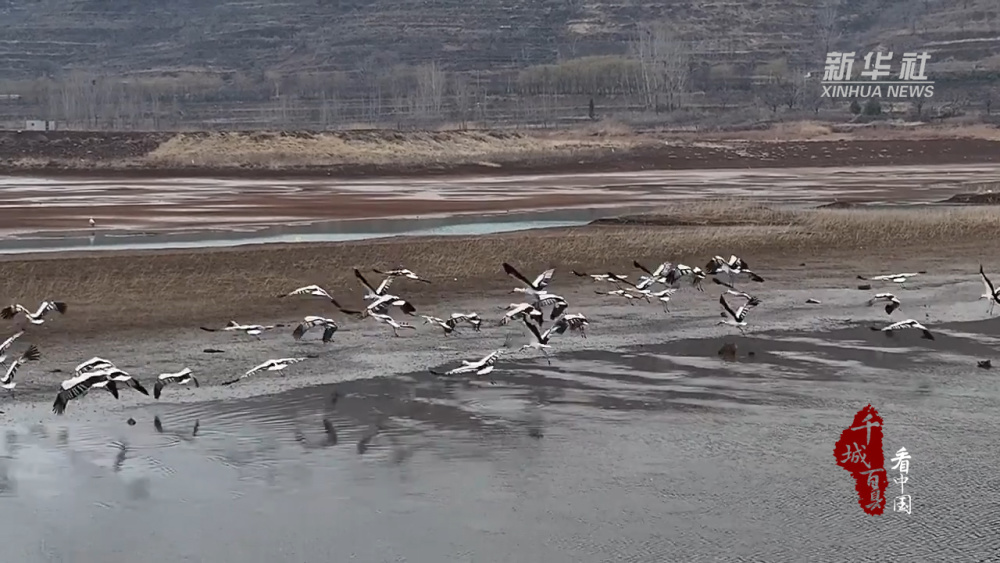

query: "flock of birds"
(2, 255), (999, 417)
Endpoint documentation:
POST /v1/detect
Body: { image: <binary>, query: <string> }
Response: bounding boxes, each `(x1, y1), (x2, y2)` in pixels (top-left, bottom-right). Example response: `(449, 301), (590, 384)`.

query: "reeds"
(144, 130), (635, 169)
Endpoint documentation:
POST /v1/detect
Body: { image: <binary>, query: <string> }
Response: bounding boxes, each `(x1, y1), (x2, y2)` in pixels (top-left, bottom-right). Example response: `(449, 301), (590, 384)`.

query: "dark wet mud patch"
(939, 192), (1000, 205)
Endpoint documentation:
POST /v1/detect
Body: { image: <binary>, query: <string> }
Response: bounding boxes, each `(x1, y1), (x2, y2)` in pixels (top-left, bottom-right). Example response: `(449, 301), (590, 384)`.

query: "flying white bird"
(333, 293), (417, 318)
(503, 262), (555, 295)
(862, 272), (921, 282)
(594, 288), (648, 304)
(663, 264), (707, 291)
(633, 260), (672, 279)
(858, 272), (922, 287)
(292, 316), (338, 342)
(429, 348), (507, 378)
(422, 315), (460, 336)
(530, 291), (570, 320)
(867, 293), (901, 315)
(0, 300), (68, 325)
(73, 356), (116, 376)
(371, 313), (417, 337)
(519, 320), (555, 364)
(499, 303), (544, 326)
(354, 269), (395, 301)
(89, 217), (96, 228)
(637, 288), (680, 312)
(870, 319), (934, 340)
(200, 321), (279, 338)
(52, 371), (119, 415)
(718, 293), (756, 334)
(572, 270), (626, 283)
(551, 313), (589, 338)
(449, 312), (482, 332)
(222, 357), (309, 385)
(0, 344), (40, 390)
(0, 330), (24, 364)
(979, 265), (1000, 315)
(153, 368), (198, 399)
(372, 267), (432, 283)
(278, 285), (337, 302)
(705, 255), (764, 285)
(610, 269), (666, 292)
(90, 368), (150, 396)
(713, 278), (761, 306)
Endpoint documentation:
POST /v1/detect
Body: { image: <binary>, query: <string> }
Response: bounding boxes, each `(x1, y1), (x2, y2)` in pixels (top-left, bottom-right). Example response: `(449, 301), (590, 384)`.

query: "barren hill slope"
(0, 0), (998, 128)
(5, 0), (997, 76)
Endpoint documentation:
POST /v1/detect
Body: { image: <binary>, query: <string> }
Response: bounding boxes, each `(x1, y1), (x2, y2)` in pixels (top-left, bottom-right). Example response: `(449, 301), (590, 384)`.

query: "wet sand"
(0, 264), (997, 560)
(2, 162), (1000, 237)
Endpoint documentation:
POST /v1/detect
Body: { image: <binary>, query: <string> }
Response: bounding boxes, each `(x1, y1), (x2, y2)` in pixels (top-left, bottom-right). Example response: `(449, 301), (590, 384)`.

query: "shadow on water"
(0, 205), (656, 254)
(3, 318), (1000, 560)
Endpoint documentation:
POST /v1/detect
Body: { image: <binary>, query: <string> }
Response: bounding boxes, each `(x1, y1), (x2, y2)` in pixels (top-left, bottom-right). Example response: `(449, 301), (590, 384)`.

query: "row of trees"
(0, 16), (990, 129)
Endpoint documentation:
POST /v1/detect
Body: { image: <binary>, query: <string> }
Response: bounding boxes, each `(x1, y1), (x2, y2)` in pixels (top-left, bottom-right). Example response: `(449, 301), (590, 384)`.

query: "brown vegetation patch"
(143, 130), (635, 169)
(2, 200), (998, 338)
(2, 130), (1000, 179)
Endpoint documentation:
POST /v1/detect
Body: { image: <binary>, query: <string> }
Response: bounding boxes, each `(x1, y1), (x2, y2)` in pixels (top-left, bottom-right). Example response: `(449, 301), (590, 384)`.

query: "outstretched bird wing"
(36, 301), (67, 318)
(375, 276), (394, 294)
(606, 272), (637, 288)
(0, 304), (25, 320)
(244, 360), (273, 377)
(523, 318), (546, 343)
(292, 322), (310, 341)
(719, 294), (739, 320)
(502, 262), (536, 289)
(331, 299), (366, 318)
(396, 300), (417, 316)
(321, 325), (338, 342)
(532, 268), (555, 290)
(128, 377), (150, 396)
(981, 265), (996, 297)
(354, 269), (379, 294)
(0, 330), (24, 356)
(632, 260), (654, 276)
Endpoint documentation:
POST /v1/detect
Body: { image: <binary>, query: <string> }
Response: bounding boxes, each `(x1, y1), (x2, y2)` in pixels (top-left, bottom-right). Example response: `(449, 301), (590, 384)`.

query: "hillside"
(1, 0), (999, 130)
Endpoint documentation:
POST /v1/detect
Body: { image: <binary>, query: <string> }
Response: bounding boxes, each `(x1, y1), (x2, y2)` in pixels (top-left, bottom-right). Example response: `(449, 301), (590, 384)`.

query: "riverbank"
(2, 123), (1000, 179)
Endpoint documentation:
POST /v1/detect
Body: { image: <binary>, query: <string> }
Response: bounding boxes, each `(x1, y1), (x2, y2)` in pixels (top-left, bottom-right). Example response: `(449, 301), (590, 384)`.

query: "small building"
(25, 119), (57, 131)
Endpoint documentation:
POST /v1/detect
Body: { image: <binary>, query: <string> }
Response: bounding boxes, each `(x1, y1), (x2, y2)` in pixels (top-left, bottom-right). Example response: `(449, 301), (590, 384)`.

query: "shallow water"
(2, 162), (998, 242)
(2, 317), (997, 561)
(0, 206), (646, 254)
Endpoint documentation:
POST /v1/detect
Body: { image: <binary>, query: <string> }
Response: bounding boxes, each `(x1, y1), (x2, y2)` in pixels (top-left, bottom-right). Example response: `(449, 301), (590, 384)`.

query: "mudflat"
(2, 126), (1000, 178)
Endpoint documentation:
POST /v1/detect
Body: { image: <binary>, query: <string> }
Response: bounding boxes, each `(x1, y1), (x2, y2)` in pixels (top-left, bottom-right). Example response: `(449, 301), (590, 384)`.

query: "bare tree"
(982, 85), (998, 115)
(451, 73), (471, 128)
(415, 62), (446, 119)
(631, 21), (690, 111)
(816, 0), (842, 57)
(801, 79), (825, 114)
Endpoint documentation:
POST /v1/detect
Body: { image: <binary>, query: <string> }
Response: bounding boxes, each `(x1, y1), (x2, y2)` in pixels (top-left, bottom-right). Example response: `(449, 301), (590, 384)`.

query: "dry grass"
(0, 199), (996, 336)
(144, 130), (637, 169)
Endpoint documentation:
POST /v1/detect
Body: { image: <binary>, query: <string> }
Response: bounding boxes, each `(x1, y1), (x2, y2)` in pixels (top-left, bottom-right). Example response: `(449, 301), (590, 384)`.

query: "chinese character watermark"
(820, 51), (934, 99)
(834, 404), (887, 515)
(823, 51), (856, 82)
(890, 447), (912, 515)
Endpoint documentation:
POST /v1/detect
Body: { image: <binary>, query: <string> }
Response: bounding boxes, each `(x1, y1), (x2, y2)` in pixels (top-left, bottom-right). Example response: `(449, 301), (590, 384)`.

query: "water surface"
(2, 319), (995, 561)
